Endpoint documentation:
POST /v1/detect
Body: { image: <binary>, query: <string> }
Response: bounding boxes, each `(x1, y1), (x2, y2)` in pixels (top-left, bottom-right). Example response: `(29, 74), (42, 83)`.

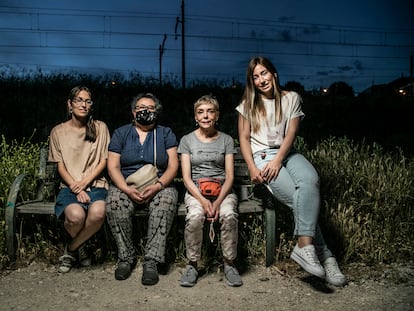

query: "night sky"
(1, 0), (413, 92)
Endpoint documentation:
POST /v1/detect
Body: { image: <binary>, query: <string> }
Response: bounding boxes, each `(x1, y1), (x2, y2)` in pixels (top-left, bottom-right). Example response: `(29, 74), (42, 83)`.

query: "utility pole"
(410, 55), (413, 96)
(175, 0), (185, 88)
(159, 34), (167, 86)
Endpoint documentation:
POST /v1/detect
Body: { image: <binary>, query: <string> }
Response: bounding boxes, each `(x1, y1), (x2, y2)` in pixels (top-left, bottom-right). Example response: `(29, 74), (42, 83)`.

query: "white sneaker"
(290, 244), (325, 278)
(323, 257), (347, 286)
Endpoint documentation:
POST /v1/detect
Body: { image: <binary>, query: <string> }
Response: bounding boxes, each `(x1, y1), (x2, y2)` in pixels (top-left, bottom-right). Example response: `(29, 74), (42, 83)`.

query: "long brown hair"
(68, 85), (97, 142)
(240, 56), (283, 133)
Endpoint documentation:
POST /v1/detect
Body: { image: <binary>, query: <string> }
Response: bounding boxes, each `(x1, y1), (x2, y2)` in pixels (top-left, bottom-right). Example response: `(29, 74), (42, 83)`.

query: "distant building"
(360, 76), (414, 97)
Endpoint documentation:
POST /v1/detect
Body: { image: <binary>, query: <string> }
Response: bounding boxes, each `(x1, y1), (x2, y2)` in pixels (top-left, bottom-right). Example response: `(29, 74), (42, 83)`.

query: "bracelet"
(157, 180), (165, 190)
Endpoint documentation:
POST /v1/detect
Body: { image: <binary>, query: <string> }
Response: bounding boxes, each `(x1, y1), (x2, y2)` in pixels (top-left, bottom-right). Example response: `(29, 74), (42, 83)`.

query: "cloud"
(279, 30), (292, 42)
(354, 60), (363, 71)
(278, 16), (295, 23)
(338, 66), (353, 71)
(302, 25), (320, 35)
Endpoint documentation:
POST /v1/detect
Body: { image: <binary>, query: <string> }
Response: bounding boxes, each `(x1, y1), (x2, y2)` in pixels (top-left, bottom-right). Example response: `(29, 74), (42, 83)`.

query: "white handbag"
(125, 128), (159, 191)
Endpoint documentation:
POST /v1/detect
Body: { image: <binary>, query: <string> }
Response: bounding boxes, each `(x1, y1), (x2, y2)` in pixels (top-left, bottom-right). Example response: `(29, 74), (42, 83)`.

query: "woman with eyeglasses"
(105, 92), (179, 285)
(48, 85), (110, 273)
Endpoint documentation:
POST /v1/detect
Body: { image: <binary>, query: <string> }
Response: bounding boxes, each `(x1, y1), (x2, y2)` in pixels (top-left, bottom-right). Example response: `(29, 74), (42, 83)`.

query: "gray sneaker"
(78, 243), (91, 267)
(180, 265), (198, 287)
(224, 264), (243, 287)
(58, 245), (76, 273)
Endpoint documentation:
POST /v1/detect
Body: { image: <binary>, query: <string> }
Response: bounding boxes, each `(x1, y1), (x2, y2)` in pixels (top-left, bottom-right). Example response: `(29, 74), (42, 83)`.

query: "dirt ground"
(0, 258), (413, 311)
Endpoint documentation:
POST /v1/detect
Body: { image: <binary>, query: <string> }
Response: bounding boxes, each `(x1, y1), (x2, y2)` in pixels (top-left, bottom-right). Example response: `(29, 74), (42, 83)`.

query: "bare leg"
(64, 201), (106, 251)
(298, 236), (313, 248)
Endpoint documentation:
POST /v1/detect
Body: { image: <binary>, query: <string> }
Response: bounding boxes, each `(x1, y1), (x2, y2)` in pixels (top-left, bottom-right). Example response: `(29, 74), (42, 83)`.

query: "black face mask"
(135, 109), (158, 125)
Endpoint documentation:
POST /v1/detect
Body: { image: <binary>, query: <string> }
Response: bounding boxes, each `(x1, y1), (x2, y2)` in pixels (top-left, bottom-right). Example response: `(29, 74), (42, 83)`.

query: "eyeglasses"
(135, 105), (156, 112)
(72, 97), (93, 106)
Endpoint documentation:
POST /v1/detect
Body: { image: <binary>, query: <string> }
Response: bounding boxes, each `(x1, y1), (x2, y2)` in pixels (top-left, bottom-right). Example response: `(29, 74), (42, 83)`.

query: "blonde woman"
(178, 95), (242, 287)
(237, 57), (346, 286)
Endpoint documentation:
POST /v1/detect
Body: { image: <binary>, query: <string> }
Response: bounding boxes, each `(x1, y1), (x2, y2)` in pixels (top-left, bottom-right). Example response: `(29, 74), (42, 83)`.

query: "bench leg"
(5, 174), (27, 264)
(260, 186), (277, 267)
(265, 207), (276, 267)
(5, 200), (18, 264)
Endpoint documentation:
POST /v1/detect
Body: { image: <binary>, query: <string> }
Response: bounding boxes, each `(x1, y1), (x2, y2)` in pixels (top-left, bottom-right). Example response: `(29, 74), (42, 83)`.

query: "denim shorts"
(55, 187), (107, 219)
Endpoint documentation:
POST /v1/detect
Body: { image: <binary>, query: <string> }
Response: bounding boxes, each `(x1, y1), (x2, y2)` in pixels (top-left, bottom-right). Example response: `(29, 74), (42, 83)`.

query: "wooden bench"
(5, 147), (279, 266)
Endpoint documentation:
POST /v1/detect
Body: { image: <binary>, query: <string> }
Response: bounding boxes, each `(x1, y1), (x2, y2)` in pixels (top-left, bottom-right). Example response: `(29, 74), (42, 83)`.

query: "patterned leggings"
(105, 185), (178, 264)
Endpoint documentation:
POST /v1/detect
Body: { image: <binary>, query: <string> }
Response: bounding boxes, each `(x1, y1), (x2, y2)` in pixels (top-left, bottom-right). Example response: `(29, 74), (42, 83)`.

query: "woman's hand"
(124, 187), (146, 204)
(250, 166), (265, 184)
(140, 183), (161, 202)
(69, 181), (84, 194)
(211, 200), (221, 222)
(201, 197), (216, 219)
(76, 190), (91, 204)
(126, 183), (161, 204)
(261, 158), (282, 182)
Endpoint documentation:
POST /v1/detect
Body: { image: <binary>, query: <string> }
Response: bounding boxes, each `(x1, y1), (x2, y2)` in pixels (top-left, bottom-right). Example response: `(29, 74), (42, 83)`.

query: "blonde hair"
(241, 56), (283, 133)
(194, 94), (220, 113)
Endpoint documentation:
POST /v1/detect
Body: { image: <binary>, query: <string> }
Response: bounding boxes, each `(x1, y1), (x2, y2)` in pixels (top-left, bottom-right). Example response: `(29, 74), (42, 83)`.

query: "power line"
(0, 7), (412, 90)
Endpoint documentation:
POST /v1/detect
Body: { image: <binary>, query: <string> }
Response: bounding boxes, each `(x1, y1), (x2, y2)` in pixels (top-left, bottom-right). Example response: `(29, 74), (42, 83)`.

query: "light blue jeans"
(254, 148), (332, 261)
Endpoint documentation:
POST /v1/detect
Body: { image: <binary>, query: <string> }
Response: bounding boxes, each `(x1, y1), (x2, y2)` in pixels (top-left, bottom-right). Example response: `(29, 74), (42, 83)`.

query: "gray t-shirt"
(177, 131), (236, 182)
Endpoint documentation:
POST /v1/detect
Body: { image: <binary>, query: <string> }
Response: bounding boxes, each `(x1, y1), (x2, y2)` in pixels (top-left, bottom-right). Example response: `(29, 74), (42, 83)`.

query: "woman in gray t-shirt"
(177, 95), (243, 288)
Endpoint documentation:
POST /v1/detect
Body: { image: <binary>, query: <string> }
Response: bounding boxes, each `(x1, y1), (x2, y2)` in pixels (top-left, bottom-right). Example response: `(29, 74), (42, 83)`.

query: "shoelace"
(60, 254), (75, 264)
(78, 246), (88, 258)
(185, 266), (196, 276)
(324, 260), (340, 275)
(303, 247), (319, 265)
(143, 260), (157, 270)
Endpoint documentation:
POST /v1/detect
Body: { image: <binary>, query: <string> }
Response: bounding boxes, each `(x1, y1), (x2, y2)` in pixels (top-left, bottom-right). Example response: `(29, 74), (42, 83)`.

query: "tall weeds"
(1, 136), (413, 267)
(0, 135), (44, 266)
(307, 137), (414, 263)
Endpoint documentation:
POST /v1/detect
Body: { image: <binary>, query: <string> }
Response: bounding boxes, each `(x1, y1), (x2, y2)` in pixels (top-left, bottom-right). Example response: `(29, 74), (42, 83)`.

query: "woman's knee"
(88, 211), (106, 225)
(220, 213), (238, 229)
(185, 214), (205, 232)
(64, 204), (86, 226)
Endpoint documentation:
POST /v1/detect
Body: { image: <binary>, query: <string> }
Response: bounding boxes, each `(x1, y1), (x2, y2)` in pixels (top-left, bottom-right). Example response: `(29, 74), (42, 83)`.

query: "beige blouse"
(48, 120), (110, 189)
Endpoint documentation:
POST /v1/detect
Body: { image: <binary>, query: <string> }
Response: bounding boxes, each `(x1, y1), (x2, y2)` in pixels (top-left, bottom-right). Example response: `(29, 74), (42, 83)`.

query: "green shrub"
(1, 136), (413, 268)
(0, 135), (43, 209)
(0, 135), (44, 267)
(308, 137), (414, 263)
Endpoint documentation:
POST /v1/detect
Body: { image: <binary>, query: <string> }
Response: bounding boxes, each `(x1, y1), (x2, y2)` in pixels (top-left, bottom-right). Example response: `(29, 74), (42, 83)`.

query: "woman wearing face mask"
(105, 93), (179, 285)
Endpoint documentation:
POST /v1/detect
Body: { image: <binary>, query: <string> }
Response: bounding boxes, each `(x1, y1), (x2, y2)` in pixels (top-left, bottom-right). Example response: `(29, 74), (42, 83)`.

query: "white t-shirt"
(236, 91), (304, 155)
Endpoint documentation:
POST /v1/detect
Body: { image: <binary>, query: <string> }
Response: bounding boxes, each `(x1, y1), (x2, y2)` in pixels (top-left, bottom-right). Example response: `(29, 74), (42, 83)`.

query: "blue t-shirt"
(108, 124), (178, 179)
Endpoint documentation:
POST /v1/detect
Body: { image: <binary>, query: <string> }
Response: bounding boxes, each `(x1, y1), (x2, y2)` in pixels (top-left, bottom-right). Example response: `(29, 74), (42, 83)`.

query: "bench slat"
(15, 200), (264, 217)
(16, 202), (55, 215)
